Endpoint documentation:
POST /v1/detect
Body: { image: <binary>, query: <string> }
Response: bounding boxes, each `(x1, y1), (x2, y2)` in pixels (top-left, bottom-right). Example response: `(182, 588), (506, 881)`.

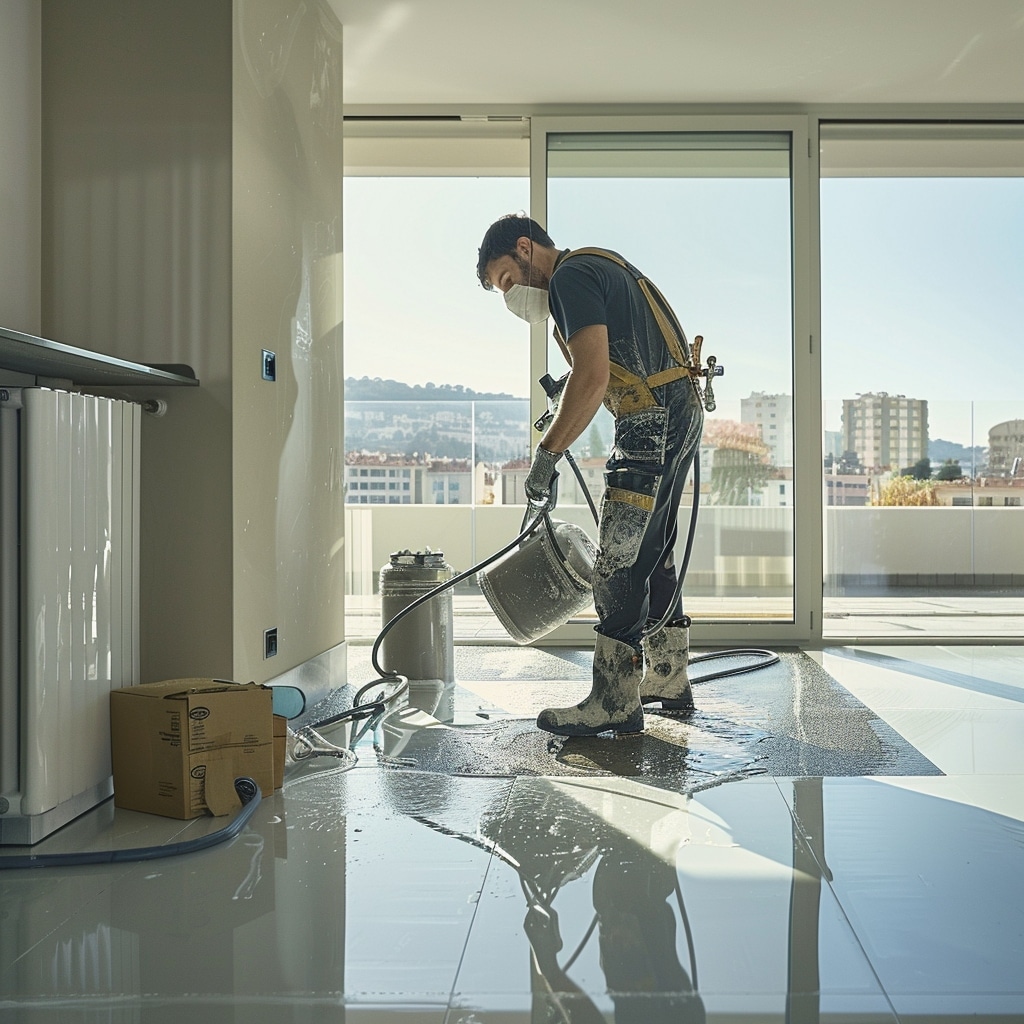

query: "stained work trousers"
(593, 383), (704, 648)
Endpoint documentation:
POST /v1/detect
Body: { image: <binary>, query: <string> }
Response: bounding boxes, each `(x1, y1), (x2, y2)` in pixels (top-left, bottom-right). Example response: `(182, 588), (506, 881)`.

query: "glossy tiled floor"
(2, 645), (1023, 1022)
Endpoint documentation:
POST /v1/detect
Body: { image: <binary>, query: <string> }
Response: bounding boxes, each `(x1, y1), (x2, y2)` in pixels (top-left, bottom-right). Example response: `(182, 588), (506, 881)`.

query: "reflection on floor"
(2, 644), (1023, 1022)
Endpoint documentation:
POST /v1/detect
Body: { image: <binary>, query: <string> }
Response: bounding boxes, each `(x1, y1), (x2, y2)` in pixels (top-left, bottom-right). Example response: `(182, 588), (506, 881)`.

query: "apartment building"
(987, 418), (1024, 476)
(842, 391), (928, 471)
(740, 391), (793, 468)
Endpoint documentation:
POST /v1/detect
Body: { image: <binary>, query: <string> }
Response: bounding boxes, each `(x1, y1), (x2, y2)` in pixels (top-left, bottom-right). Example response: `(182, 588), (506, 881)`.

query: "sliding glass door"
(820, 123), (1024, 638)
(533, 116), (815, 645)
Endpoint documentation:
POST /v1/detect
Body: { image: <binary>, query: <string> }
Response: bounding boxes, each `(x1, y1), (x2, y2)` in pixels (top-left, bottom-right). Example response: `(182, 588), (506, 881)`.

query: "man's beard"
(513, 252), (549, 291)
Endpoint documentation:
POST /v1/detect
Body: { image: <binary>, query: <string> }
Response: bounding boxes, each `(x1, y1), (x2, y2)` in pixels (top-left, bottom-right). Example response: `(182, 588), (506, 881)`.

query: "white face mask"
(504, 283), (550, 324)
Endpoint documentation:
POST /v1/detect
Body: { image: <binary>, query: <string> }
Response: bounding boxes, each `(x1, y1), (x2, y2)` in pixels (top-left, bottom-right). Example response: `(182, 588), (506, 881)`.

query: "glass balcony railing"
(343, 399), (1024, 641)
(822, 398), (1024, 637)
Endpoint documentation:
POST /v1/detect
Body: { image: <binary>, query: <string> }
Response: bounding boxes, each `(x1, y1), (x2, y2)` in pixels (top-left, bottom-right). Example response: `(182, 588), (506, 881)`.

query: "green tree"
(900, 457), (932, 480)
(934, 459), (963, 481)
(586, 423), (605, 459)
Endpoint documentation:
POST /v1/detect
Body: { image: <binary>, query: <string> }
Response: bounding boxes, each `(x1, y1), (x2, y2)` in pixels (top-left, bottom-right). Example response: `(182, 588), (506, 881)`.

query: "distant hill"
(929, 437), (987, 469)
(345, 377), (524, 402)
(344, 378), (530, 461)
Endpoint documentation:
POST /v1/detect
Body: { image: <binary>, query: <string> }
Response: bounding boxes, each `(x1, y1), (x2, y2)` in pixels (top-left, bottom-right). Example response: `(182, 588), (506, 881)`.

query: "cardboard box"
(110, 678), (274, 819)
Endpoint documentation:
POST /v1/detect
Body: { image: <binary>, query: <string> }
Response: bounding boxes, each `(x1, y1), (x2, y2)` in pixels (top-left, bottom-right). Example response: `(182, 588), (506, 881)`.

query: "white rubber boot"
(537, 634), (645, 737)
(640, 619), (694, 712)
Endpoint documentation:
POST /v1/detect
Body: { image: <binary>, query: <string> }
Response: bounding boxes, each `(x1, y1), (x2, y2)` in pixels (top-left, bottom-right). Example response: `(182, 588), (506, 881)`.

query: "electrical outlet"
(264, 627), (278, 659)
(261, 349), (276, 381)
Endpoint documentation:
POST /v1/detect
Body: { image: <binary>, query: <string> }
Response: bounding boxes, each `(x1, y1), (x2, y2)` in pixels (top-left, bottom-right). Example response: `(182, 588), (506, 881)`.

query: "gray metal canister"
(378, 549), (455, 684)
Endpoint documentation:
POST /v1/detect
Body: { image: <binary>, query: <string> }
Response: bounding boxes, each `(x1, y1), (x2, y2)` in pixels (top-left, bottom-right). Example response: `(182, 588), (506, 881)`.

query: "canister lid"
(389, 548), (446, 567)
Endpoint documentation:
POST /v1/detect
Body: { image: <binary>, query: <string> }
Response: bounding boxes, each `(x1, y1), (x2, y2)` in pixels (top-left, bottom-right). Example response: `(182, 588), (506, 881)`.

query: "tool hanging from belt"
(551, 247), (723, 415)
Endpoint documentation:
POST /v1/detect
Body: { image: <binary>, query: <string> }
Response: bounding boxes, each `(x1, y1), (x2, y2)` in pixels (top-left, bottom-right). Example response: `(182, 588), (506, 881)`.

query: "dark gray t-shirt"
(547, 249), (690, 388)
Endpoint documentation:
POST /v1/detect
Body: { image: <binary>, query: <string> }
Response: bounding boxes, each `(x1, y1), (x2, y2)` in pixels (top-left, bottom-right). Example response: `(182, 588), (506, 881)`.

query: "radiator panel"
(0, 394), (19, 799)
(1, 387), (140, 842)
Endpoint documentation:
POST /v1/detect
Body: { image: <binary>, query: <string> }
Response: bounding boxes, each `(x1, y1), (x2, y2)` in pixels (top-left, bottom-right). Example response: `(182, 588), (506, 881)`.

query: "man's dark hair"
(476, 214), (556, 290)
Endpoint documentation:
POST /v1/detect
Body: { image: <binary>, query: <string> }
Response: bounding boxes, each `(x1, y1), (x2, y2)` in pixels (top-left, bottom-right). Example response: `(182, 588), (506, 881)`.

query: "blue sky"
(344, 173), (1023, 447)
(344, 177), (532, 398)
(821, 176), (1023, 443)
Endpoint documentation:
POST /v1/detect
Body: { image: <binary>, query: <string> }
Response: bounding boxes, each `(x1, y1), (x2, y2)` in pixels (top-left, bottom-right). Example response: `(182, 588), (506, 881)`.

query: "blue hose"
(0, 777), (261, 870)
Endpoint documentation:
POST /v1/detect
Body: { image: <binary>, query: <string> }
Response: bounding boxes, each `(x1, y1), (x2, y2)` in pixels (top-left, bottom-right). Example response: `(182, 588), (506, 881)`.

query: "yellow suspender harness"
(553, 247), (720, 414)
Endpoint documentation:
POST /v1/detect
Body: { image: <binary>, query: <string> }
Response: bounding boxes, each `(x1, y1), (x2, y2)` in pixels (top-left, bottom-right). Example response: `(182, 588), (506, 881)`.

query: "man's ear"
(515, 236), (533, 259)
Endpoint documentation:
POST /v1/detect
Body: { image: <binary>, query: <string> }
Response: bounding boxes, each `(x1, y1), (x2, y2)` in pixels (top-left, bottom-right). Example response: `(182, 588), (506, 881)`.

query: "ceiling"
(331, 0), (1024, 110)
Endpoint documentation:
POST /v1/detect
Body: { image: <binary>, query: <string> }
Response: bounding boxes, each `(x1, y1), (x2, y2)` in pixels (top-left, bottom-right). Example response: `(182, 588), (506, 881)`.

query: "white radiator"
(0, 387), (140, 844)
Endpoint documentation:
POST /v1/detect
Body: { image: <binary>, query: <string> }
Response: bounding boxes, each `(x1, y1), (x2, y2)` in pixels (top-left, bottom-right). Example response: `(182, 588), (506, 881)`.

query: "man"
(477, 214), (705, 737)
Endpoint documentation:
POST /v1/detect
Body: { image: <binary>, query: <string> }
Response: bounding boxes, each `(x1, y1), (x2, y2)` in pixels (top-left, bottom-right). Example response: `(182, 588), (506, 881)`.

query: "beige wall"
(0, 0), (41, 333)
(39, 0), (345, 685)
(232, 1), (345, 683)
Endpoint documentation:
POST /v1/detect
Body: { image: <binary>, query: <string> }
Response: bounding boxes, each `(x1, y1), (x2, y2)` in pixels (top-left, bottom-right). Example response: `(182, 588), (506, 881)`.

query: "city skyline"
(345, 377), (1013, 461)
(344, 399), (1011, 502)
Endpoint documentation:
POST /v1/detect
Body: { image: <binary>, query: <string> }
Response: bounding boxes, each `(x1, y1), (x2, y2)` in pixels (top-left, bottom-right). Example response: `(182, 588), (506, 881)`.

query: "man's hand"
(525, 445), (563, 507)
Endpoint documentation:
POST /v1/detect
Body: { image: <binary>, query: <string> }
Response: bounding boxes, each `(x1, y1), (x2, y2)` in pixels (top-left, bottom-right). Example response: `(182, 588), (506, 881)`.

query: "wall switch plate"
(264, 627), (278, 659)
(262, 350), (276, 381)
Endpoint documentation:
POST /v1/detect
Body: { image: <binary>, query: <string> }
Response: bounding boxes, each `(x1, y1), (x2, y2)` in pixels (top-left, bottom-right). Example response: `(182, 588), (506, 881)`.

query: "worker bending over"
(477, 214), (705, 737)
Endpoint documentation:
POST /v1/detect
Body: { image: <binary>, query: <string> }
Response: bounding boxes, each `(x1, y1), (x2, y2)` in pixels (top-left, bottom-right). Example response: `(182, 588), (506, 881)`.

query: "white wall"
(0, 0), (41, 333)
(231, 1), (346, 683)
(41, 0), (234, 680)
(40, 0), (346, 685)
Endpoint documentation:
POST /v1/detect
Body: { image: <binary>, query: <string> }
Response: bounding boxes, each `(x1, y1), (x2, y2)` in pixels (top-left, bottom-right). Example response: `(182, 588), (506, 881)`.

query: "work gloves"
(525, 445), (563, 508)
(524, 446), (565, 509)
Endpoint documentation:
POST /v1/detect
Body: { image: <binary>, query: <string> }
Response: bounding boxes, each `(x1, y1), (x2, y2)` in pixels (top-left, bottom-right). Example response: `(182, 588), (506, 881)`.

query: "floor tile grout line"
(444, 776), (519, 1014)
(772, 775), (902, 1021)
